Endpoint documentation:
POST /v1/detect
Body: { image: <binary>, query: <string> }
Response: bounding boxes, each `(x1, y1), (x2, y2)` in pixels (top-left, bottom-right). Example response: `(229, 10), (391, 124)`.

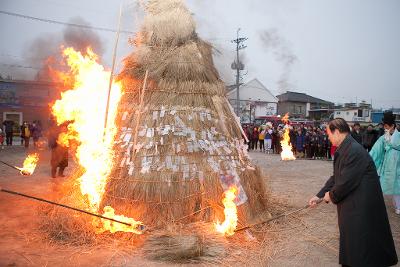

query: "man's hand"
(308, 196), (322, 208)
(324, 192), (331, 203)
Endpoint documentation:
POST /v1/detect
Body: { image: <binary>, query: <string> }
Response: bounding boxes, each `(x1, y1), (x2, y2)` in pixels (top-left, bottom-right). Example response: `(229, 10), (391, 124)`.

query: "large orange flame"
(280, 113), (296, 161)
(50, 47), (142, 233)
(16, 153), (39, 175)
(215, 186), (238, 236)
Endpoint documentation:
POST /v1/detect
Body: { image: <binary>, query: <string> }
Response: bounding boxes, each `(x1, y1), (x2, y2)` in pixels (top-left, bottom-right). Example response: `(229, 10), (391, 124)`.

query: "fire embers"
(215, 186), (239, 236)
(96, 206), (144, 234)
(16, 153), (39, 176)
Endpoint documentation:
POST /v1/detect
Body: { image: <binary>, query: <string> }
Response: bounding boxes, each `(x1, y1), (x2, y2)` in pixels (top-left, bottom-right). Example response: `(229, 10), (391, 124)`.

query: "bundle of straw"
(103, 0), (270, 229)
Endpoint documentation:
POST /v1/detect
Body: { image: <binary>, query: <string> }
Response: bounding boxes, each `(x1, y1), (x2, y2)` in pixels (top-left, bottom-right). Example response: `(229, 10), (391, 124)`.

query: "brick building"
(0, 79), (61, 134)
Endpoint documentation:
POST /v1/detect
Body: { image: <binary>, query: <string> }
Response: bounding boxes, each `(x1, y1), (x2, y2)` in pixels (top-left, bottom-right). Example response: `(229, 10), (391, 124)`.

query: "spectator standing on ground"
(289, 127), (296, 154)
(377, 123), (385, 137)
(251, 127), (259, 151)
(370, 111), (400, 215)
(244, 126), (251, 149)
(351, 122), (363, 145)
(275, 128), (283, 154)
(258, 126), (266, 152)
(310, 130), (318, 159)
(271, 128), (277, 154)
(48, 122), (69, 178)
(31, 121), (42, 148)
(326, 135), (332, 159)
(320, 130), (329, 159)
(363, 124), (377, 152)
(316, 129), (324, 159)
(20, 122), (31, 148)
(265, 126), (273, 154)
(295, 128), (305, 158)
(300, 123), (307, 135)
(2, 120), (14, 146)
(304, 131), (311, 158)
(0, 128), (4, 149)
(309, 118), (398, 267)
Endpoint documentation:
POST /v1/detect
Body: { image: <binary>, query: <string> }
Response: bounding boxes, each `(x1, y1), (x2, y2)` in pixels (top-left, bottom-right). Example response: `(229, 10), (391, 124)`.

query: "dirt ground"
(0, 146), (399, 266)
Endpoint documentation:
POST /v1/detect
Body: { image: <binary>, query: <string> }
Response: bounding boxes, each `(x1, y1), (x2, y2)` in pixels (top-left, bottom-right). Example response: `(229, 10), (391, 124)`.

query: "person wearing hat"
(370, 111), (400, 214)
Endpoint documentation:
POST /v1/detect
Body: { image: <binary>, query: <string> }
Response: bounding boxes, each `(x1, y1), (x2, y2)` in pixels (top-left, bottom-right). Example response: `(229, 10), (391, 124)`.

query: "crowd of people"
(242, 121), (399, 160)
(1, 118), (69, 178)
(0, 120), (43, 148)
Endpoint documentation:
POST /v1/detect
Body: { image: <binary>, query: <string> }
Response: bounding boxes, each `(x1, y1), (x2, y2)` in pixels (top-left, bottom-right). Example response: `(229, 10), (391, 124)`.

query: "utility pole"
(231, 28), (247, 119)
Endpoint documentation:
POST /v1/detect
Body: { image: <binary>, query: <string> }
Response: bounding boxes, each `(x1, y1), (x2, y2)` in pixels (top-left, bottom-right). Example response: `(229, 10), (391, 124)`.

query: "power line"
(0, 63), (41, 70)
(0, 53), (45, 61)
(0, 10), (135, 34)
(34, 0), (115, 16)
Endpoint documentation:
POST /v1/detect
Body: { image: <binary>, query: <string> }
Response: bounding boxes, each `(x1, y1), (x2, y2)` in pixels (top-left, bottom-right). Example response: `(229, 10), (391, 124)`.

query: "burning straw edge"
(0, 160), (31, 176)
(0, 188), (145, 231)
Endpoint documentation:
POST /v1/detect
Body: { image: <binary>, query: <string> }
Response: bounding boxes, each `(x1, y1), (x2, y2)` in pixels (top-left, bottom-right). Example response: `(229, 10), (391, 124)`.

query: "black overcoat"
(48, 125), (68, 169)
(317, 135), (398, 267)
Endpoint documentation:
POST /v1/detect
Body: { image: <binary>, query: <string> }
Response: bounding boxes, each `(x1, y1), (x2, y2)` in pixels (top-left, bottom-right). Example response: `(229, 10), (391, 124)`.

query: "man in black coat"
(350, 122), (362, 144)
(48, 122), (69, 178)
(377, 123), (385, 137)
(2, 120), (14, 146)
(309, 118), (397, 267)
(362, 124), (377, 152)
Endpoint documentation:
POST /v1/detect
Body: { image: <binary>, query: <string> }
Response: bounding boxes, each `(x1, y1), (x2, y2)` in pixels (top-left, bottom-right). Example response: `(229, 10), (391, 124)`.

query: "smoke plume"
(23, 17), (104, 82)
(260, 28), (297, 93)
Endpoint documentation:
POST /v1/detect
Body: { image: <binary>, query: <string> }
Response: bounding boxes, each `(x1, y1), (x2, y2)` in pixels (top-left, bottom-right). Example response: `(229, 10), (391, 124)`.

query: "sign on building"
(255, 103), (277, 117)
(0, 82), (18, 105)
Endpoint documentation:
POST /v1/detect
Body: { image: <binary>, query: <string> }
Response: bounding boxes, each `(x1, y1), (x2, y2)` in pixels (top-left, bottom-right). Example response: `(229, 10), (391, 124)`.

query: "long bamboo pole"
(235, 199), (323, 232)
(0, 188), (143, 228)
(0, 160), (30, 175)
(104, 4), (123, 134)
(0, 160), (21, 172)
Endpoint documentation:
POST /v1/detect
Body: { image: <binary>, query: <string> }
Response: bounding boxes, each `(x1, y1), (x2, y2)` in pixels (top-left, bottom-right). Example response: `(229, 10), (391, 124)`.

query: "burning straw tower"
(102, 0), (269, 229)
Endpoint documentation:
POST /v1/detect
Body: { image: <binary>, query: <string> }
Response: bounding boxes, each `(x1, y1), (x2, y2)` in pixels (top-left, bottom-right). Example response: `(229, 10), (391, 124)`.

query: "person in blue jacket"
(370, 111), (400, 214)
(295, 128), (305, 158)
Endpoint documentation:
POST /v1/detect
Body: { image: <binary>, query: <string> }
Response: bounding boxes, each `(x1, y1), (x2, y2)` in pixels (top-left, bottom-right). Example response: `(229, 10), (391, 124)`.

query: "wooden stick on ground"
(236, 199), (323, 232)
(0, 188), (145, 229)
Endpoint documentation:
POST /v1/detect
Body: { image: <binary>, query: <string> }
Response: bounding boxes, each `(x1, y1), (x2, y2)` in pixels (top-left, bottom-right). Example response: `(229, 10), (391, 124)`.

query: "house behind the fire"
(227, 78), (278, 123)
(0, 79), (60, 133)
(276, 91), (334, 120)
(333, 101), (373, 126)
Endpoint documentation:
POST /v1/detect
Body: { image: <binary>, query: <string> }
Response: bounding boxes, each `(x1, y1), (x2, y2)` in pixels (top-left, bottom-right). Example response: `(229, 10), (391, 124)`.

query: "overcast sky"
(1, 0), (399, 108)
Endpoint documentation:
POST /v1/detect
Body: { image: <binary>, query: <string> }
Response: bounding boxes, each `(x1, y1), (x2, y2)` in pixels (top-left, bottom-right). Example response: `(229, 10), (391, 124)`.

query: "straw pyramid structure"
(102, 0), (269, 228)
